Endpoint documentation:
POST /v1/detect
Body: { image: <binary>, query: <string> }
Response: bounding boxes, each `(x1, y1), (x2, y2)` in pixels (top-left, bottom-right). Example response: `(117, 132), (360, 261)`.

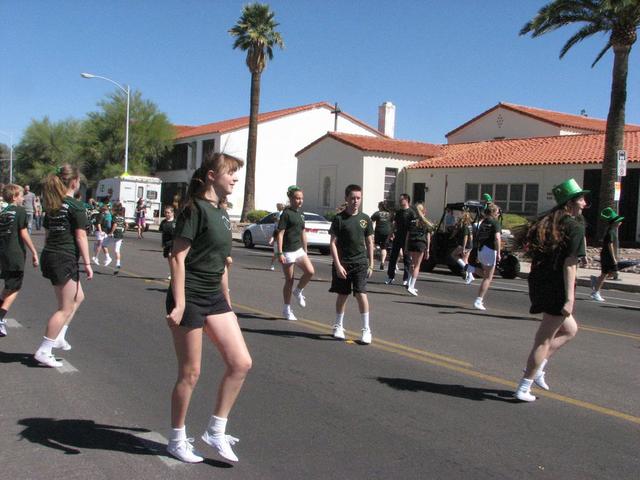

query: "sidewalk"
(517, 261), (640, 294)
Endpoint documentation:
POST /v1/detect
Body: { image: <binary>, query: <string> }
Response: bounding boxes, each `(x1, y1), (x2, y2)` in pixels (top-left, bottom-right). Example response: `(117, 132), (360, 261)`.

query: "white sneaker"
(0, 320), (7, 337)
(332, 324), (345, 340)
(34, 350), (63, 368)
(590, 275), (598, 290)
(201, 430), (239, 462)
(514, 378), (536, 402)
(590, 291), (605, 302)
(167, 438), (204, 463)
(402, 280), (408, 286)
(92, 256), (100, 266)
(360, 328), (372, 345)
(269, 265), (275, 271)
(293, 288), (306, 308)
(53, 338), (72, 351)
(407, 287), (418, 296)
(283, 309), (297, 321)
(534, 370), (550, 391)
(384, 277), (394, 285)
(104, 256), (113, 267)
(465, 271), (475, 284)
(473, 298), (486, 311)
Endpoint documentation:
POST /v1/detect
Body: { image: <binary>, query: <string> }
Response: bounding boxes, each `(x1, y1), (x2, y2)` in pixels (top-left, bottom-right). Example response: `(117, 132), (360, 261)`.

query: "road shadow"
(600, 304), (640, 312)
(375, 377), (517, 403)
(0, 351), (44, 368)
(138, 249), (163, 253)
(146, 287), (169, 294)
(237, 312), (280, 321)
(16, 418), (232, 468)
(437, 310), (536, 322)
(241, 327), (334, 341)
(394, 300), (460, 309)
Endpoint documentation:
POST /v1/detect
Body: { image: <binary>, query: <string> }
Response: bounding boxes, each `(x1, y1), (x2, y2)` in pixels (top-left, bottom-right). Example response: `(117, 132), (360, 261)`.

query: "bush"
(246, 210), (270, 223)
(501, 213), (529, 230)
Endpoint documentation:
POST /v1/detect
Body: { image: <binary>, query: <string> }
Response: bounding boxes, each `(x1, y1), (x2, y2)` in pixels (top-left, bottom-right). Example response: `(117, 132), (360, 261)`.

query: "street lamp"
(81, 72), (131, 175)
(0, 130), (13, 183)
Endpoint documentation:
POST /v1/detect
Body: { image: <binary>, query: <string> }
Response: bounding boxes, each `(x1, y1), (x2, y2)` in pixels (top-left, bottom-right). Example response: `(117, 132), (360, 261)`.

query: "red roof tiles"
(296, 132), (442, 158)
(409, 131), (640, 169)
(174, 102), (382, 139)
(446, 102), (640, 138)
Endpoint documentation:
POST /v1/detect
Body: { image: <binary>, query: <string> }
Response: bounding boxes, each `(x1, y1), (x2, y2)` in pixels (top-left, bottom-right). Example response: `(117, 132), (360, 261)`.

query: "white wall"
(362, 153), (416, 216)
(448, 107), (564, 144)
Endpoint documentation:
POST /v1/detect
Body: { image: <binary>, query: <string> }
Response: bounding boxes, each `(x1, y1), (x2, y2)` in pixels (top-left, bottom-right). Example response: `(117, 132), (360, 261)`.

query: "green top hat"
(600, 207), (624, 223)
(552, 178), (589, 206)
(482, 193), (493, 203)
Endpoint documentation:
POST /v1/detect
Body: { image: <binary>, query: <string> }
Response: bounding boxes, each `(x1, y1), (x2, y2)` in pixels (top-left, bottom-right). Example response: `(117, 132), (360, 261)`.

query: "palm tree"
(229, 3), (284, 221)
(521, 0), (640, 238)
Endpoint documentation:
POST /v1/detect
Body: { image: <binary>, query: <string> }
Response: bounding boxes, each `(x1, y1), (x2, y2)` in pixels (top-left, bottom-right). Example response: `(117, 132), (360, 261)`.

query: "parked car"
(242, 211), (331, 255)
(422, 201), (520, 279)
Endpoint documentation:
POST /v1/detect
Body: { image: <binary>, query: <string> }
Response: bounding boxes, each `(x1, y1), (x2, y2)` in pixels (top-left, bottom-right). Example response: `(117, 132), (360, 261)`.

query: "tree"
(14, 117), (84, 188)
(229, 2), (284, 221)
(521, 0), (640, 238)
(81, 90), (175, 183)
(0, 143), (10, 184)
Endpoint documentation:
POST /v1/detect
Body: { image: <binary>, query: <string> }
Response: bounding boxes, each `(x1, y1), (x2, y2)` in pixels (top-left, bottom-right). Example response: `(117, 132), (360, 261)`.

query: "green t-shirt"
(476, 218), (501, 250)
(277, 207), (305, 252)
(160, 219), (176, 247)
(329, 211), (373, 264)
(455, 224), (473, 247)
(43, 197), (88, 257)
(112, 215), (126, 239)
(371, 210), (392, 236)
(0, 205), (28, 271)
(531, 215), (585, 272)
(393, 207), (416, 238)
(408, 216), (433, 243)
(174, 199), (232, 297)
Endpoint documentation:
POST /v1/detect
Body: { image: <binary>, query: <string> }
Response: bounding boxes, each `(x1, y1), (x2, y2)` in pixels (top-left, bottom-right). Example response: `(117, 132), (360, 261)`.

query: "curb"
(516, 271), (640, 294)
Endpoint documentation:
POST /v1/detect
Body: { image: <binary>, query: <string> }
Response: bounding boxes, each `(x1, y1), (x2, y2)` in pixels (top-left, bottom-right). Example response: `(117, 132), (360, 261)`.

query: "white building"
(296, 102), (640, 245)
(156, 102), (384, 218)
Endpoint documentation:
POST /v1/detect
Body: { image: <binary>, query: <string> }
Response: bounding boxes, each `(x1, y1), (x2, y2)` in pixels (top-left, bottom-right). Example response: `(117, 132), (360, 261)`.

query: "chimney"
(378, 101), (396, 138)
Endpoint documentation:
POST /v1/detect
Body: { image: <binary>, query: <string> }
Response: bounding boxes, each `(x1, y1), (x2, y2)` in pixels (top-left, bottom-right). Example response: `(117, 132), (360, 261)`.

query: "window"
(137, 186), (144, 199)
(322, 177), (331, 208)
(412, 182), (426, 204)
(202, 139), (215, 163)
(259, 213), (277, 224)
(157, 143), (188, 171)
(384, 168), (398, 207)
(146, 190), (158, 200)
(464, 182), (539, 214)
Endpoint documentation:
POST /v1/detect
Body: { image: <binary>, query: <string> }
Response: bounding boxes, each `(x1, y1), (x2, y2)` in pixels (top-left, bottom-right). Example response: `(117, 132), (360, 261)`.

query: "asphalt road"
(1, 231), (638, 480)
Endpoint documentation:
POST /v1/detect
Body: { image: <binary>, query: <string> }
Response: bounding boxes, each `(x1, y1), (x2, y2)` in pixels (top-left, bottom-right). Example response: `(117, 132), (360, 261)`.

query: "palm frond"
(559, 22), (607, 57)
(591, 40), (613, 66)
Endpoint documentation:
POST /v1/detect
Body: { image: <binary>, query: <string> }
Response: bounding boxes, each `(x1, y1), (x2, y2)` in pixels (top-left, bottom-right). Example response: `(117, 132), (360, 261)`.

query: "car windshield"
(304, 213), (328, 222)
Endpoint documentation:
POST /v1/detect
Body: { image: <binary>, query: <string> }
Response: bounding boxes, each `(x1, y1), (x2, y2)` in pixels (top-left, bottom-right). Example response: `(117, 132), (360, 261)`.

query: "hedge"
(246, 210), (271, 223)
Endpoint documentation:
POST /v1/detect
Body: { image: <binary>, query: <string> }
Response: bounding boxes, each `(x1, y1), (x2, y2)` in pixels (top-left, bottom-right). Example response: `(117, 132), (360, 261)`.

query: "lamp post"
(81, 72), (130, 175)
(0, 130), (13, 183)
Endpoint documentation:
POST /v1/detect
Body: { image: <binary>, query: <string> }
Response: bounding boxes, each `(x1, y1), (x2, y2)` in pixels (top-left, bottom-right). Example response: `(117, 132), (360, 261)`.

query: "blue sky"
(2, 0), (639, 145)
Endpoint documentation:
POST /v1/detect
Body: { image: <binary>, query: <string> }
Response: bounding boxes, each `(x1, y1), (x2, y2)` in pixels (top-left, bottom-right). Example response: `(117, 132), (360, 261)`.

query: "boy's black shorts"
(329, 262), (368, 296)
(166, 289), (232, 328)
(40, 251), (79, 286)
(1, 271), (24, 291)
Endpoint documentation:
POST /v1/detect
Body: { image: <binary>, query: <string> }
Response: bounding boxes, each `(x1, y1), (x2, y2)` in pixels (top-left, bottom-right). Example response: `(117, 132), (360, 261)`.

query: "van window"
(146, 190), (158, 200)
(137, 186), (144, 198)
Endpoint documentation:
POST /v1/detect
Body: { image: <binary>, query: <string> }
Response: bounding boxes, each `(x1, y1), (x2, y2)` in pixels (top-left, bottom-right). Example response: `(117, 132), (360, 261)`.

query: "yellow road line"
(580, 325), (640, 340)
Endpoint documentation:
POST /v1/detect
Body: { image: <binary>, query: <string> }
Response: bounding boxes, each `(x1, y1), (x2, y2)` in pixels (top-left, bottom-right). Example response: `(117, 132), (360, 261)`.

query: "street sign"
(614, 181), (622, 201)
(617, 150), (627, 177)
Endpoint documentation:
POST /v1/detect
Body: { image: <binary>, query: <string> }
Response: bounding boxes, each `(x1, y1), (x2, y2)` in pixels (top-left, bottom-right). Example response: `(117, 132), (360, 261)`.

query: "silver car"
(242, 211), (331, 255)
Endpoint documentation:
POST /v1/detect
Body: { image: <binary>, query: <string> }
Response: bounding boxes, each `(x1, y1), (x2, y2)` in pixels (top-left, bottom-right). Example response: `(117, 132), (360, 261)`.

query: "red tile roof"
(409, 131), (640, 169)
(174, 102), (382, 139)
(296, 132), (442, 158)
(446, 102), (640, 138)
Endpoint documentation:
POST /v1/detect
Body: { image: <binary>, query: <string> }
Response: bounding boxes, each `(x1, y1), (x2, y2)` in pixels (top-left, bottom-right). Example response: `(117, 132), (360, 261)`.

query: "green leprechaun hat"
(482, 193), (493, 203)
(552, 178), (589, 206)
(600, 207), (624, 223)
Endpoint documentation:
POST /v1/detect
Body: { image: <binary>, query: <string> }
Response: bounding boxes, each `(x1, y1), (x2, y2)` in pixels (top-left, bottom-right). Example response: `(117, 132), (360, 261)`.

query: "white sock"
(467, 265), (476, 274)
(361, 312), (370, 331)
(293, 287), (302, 295)
(284, 304), (291, 313)
(410, 276), (417, 289)
(38, 336), (56, 354)
(335, 312), (344, 328)
(518, 378), (534, 391)
(56, 325), (68, 342)
(170, 426), (186, 442)
(406, 275), (412, 287)
(537, 358), (548, 374)
(456, 258), (466, 268)
(116, 261), (121, 267)
(208, 415), (227, 434)
(475, 297), (483, 304)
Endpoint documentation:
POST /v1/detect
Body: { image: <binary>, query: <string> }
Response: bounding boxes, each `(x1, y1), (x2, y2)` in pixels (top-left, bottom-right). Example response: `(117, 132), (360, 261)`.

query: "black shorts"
(40, 251), (79, 286)
(374, 232), (391, 248)
(407, 240), (427, 253)
(329, 262), (368, 296)
(1, 270), (24, 291)
(528, 268), (575, 316)
(166, 289), (232, 328)
(163, 245), (172, 258)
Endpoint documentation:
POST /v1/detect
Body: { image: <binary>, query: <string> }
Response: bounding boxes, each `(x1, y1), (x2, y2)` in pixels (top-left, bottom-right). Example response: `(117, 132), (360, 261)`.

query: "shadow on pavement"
(0, 351), (43, 367)
(16, 418), (231, 467)
(237, 312), (280, 321)
(394, 300), (460, 309)
(138, 249), (163, 253)
(375, 377), (517, 403)
(241, 327), (335, 341)
(438, 310), (536, 322)
(146, 287), (169, 294)
(600, 304), (640, 311)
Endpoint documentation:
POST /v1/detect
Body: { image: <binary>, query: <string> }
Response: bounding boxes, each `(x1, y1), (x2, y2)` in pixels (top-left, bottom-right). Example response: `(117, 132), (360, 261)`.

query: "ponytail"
(42, 164), (80, 214)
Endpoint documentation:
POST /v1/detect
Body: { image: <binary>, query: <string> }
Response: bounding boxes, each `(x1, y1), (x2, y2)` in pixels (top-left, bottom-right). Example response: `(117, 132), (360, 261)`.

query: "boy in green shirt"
(329, 184), (374, 344)
(0, 184), (39, 337)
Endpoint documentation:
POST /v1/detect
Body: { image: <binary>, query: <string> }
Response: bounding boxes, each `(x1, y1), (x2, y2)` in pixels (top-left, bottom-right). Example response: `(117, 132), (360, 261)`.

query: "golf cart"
(421, 201), (520, 279)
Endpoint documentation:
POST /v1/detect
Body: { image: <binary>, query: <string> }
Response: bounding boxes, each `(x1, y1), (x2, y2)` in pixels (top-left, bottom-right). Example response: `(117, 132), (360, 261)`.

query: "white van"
(95, 175), (162, 229)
